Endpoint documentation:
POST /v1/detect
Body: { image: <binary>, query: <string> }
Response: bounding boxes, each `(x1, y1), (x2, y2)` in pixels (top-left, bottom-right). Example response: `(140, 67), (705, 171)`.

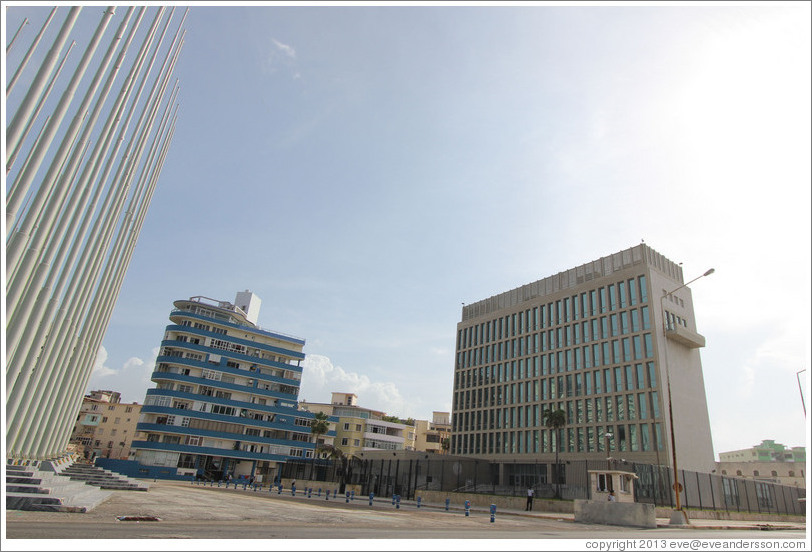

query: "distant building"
(718, 440), (805, 463)
(451, 244), (717, 482)
(715, 461), (805, 488)
(414, 412), (451, 454)
(69, 391), (142, 460)
(131, 292), (332, 483)
(717, 440), (806, 488)
(301, 392), (415, 458)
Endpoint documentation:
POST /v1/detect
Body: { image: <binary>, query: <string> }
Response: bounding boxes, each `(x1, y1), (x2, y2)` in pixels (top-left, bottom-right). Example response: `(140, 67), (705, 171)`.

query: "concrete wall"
(416, 490), (574, 513)
(654, 507), (806, 523)
(575, 499), (656, 529)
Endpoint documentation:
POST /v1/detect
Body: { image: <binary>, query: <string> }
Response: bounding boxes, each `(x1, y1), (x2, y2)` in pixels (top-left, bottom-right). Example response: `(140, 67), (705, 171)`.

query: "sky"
(4, 1), (811, 461)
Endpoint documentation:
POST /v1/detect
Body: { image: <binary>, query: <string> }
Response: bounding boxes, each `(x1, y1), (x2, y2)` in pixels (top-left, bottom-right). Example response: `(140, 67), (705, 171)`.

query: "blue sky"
(5, 2), (810, 460)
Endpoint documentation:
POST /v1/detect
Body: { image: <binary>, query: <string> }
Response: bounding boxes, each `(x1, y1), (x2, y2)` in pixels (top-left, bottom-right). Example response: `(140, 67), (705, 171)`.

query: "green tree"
(309, 412), (329, 479)
(309, 411), (330, 445)
(441, 437), (450, 455)
(543, 408), (566, 498)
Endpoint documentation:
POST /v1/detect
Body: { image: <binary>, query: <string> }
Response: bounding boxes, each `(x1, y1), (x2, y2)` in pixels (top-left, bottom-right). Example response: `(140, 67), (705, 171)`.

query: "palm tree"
(543, 408), (566, 498)
(309, 411), (329, 479)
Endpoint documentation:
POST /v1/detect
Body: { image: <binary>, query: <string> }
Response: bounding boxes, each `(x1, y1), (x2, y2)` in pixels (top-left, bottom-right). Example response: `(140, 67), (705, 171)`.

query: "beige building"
(451, 244), (717, 475)
(301, 392), (416, 458)
(69, 390), (142, 460)
(717, 440), (806, 488)
(414, 412), (451, 454)
(715, 461), (806, 489)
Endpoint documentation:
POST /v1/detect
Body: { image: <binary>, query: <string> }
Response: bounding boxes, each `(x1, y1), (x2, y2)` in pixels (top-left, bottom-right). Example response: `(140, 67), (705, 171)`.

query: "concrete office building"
(451, 244), (716, 475)
(131, 292), (333, 483)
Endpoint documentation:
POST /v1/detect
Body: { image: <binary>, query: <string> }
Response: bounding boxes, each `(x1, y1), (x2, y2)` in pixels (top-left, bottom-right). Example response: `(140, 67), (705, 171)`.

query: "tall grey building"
(450, 244), (715, 474)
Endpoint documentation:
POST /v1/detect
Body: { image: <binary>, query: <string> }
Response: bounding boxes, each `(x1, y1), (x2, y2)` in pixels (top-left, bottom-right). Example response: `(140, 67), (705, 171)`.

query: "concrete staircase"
(57, 463), (149, 491)
(5, 463), (113, 512)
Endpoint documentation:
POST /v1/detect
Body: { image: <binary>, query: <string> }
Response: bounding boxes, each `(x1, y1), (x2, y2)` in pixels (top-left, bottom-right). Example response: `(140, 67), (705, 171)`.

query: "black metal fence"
(279, 456), (806, 516)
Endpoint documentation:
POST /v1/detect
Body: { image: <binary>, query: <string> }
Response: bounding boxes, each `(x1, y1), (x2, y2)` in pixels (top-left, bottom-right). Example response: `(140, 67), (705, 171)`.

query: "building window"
(344, 423), (350, 430)
(341, 438), (349, 446)
(753, 470), (759, 477)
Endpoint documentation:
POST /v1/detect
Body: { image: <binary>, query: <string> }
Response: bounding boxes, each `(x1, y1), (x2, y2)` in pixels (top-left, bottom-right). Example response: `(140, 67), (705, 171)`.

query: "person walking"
(526, 486), (535, 511)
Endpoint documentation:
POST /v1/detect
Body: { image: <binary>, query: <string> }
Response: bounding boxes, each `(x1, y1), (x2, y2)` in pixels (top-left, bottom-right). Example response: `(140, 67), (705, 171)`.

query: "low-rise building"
(719, 440), (805, 463)
(717, 440), (806, 488)
(414, 412), (451, 454)
(69, 390), (142, 460)
(300, 392), (415, 458)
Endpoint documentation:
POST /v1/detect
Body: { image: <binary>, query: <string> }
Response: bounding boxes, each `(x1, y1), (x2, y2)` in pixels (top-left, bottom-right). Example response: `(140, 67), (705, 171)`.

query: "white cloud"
(264, 38), (301, 79)
(299, 354), (413, 418)
(91, 346), (117, 378)
(272, 38), (296, 59)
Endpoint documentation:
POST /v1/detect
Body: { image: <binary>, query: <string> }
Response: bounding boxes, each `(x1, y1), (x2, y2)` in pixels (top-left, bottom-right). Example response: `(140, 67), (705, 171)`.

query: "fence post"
(406, 459), (413, 500)
(694, 471), (702, 510)
(708, 473), (715, 510)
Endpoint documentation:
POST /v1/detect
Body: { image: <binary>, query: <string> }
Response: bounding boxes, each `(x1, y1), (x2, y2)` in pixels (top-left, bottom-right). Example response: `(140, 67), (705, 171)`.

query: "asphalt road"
(4, 480), (808, 542)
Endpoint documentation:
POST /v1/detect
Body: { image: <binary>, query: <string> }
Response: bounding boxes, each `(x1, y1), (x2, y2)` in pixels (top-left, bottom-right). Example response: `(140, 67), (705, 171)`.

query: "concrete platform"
(4, 479), (807, 541)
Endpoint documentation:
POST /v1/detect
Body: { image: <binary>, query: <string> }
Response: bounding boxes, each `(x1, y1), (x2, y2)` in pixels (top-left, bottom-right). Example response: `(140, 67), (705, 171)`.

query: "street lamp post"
(797, 369), (807, 417)
(604, 432), (613, 470)
(660, 268), (715, 526)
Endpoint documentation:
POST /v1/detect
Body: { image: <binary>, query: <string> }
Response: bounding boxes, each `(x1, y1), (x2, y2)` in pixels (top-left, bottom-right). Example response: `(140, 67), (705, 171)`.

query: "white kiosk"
(574, 467), (656, 528)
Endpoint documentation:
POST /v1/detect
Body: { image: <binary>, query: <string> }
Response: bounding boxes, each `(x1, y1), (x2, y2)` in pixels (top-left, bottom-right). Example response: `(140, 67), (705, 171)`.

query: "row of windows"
(458, 276), (649, 350)
(457, 311), (652, 369)
(453, 393), (662, 431)
(87, 404), (135, 412)
(451, 422), (664, 455)
(454, 363), (659, 408)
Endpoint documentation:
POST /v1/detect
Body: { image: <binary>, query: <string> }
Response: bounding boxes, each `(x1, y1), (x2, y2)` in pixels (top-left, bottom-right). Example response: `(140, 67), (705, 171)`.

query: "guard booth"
(589, 469), (638, 503)
(576, 468), (655, 528)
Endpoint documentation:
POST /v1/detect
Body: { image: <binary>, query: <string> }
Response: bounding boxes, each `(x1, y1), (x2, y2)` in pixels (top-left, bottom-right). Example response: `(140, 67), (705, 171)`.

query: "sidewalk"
(211, 481), (805, 532)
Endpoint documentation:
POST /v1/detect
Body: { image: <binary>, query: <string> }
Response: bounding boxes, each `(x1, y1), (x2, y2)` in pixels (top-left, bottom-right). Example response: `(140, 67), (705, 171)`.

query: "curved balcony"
(169, 309), (306, 347)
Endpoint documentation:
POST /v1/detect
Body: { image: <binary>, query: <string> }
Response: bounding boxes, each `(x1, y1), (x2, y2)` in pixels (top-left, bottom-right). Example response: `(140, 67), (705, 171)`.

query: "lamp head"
(703, 268), (715, 276)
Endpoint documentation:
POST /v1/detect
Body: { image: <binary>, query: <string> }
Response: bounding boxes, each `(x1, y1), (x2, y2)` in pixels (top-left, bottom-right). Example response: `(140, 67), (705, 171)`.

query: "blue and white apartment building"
(132, 291), (332, 483)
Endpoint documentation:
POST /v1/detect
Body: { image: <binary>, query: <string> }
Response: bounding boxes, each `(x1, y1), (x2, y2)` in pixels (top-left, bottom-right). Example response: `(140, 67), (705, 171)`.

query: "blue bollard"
(345, 491), (350, 503)
(369, 492), (374, 506)
(308, 488), (312, 498)
(243, 482), (247, 490)
(253, 484), (258, 492)
(278, 484), (282, 495)
(318, 488), (322, 497)
(334, 489), (338, 498)
(217, 480), (221, 487)
(465, 500), (470, 517)
(351, 490), (355, 501)
(291, 484), (296, 496)
(396, 495), (401, 509)
(417, 496), (422, 508)
(392, 495), (396, 506)
(445, 498), (450, 511)
(490, 504), (496, 523)
(326, 489), (330, 501)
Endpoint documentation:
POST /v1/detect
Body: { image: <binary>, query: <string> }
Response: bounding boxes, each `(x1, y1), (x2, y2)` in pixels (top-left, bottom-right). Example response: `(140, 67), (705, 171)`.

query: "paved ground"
(4, 480), (808, 542)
